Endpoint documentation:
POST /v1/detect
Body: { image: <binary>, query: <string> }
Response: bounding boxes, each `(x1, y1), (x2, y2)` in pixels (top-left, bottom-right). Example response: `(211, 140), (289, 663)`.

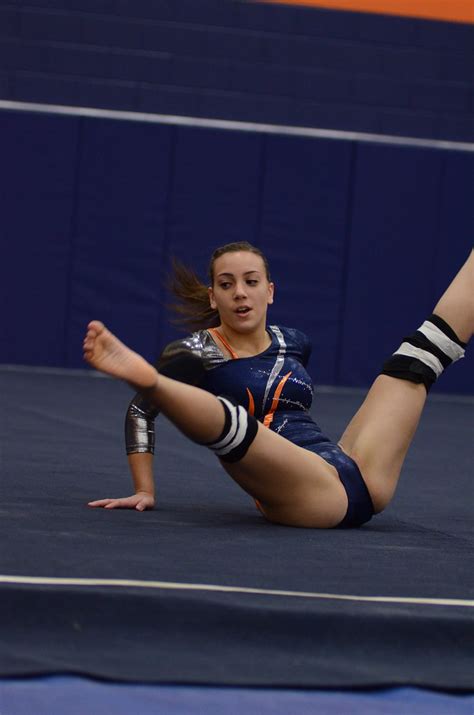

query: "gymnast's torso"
(125, 325), (344, 467)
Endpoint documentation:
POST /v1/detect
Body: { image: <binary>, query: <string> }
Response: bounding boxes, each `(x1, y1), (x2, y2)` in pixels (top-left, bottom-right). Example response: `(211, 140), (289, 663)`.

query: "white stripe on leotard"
(262, 326), (287, 412)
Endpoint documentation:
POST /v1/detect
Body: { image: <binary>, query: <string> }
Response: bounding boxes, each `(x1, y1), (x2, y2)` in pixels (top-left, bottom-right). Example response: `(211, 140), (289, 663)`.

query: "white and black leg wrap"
(204, 396), (259, 463)
(381, 314), (466, 392)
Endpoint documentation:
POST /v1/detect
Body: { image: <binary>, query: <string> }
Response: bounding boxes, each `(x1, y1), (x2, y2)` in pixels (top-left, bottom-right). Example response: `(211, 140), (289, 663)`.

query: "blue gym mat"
(0, 367), (472, 696)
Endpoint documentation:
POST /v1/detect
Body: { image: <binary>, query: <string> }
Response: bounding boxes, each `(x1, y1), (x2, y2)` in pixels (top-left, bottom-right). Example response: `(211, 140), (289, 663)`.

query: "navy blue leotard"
(125, 325), (374, 528)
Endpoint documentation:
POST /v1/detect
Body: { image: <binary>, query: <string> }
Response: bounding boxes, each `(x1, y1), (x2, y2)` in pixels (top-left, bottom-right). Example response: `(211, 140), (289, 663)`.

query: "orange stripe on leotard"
(210, 329), (256, 414)
(208, 328), (239, 360)
(246, 388), (255, 416)
(210, 327), (289, 425)
(263, 371), (292, 429)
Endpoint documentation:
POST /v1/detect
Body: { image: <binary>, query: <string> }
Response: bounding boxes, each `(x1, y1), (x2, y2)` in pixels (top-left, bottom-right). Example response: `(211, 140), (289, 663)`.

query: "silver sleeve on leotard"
(124, 330), (227, 455)
(125, 394), (160, 455)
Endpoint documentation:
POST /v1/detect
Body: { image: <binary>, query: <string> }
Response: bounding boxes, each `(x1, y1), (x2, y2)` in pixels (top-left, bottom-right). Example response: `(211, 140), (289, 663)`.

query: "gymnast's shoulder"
(155, 329), (225, 382)
(269, 325), (312, 364)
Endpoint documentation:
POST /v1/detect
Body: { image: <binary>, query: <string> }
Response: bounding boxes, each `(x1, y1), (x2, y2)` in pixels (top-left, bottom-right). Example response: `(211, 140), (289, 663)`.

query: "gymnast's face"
(208, 251), (274, 334)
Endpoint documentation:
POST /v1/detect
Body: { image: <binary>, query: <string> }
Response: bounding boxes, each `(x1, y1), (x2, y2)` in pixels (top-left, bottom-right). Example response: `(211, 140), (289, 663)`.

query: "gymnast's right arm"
(88, 335), (210, 511)
(124, 392), (160, 510)
(87, 391), (158, 511)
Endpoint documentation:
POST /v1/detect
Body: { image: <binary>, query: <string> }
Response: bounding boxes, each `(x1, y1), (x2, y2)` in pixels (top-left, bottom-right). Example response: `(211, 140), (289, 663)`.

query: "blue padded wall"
(67, 118), (173, 366)
(1, 108), (472, 394)
(339, 144), (442, 387)
(258, 135), (354, 385)
(430, 151), (474, 394)
(339, 143), (473, 394)
(0, 111), (78, 366)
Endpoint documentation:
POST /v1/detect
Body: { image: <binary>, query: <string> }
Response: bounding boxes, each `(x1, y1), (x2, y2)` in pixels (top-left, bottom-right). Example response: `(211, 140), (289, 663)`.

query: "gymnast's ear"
(267, 282), (274, 305)
(208, 285), (217, 310)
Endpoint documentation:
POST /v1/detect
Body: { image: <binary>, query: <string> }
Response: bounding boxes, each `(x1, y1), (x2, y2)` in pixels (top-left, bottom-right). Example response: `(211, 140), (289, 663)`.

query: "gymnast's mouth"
(235, 306), (252, 314)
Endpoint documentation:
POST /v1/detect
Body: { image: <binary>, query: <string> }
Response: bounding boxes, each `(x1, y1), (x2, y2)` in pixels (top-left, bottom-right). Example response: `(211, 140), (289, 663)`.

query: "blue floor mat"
(0, 368), (472, 691)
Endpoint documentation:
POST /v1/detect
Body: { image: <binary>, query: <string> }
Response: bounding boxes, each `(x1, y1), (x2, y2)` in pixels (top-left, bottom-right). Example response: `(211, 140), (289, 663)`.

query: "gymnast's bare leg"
(338, 250), (473, 512)
(83, 322), (348, 527)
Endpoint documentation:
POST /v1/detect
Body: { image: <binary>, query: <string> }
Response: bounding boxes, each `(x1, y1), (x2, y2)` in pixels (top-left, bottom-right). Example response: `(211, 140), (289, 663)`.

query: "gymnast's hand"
(88, 491), (155, 511)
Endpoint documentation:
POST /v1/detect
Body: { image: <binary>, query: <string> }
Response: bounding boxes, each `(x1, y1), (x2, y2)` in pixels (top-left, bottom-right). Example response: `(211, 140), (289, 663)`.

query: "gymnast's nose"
(234, 281), (248, 299)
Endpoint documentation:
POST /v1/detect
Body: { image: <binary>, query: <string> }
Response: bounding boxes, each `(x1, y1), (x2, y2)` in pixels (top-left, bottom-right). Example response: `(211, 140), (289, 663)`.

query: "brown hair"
(167, 241), (271, 332)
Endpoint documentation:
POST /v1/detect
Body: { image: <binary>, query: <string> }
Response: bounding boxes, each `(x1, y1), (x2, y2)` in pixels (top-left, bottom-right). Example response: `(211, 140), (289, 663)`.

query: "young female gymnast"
(84, 243), (472, 528)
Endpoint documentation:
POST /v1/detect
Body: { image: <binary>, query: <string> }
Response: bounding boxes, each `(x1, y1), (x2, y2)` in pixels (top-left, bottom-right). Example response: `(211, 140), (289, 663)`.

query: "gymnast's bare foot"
(83, 321), (158, 391)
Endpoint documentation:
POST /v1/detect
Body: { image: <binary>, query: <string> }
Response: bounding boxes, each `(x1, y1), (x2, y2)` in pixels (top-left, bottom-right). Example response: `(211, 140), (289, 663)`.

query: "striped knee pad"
(204, 396), (259, 463)
(381, 314), (466, 392)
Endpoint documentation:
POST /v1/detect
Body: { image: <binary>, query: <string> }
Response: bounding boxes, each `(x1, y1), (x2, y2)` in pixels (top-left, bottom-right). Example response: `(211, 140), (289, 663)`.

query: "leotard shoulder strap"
(208, 328), (239, 360)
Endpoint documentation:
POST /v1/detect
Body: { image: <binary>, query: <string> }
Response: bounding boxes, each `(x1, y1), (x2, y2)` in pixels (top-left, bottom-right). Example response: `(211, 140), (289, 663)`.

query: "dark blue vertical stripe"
(335, 140), (357, 385)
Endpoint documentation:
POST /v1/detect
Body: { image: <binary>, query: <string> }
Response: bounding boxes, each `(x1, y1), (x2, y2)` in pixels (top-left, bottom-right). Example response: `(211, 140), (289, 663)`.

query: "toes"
(84, 320), (105, 346)
(88, 320), (105, 333)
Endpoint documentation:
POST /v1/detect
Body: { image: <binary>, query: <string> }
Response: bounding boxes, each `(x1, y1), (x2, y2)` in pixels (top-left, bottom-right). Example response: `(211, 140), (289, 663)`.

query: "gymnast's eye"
(219, 282), (232, 289)
(246, 280), (258, 286)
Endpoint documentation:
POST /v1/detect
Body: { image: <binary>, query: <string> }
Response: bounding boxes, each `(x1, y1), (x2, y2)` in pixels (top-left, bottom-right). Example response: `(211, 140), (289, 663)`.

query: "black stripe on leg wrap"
(204, 396), (259, 463)
(381, 355), (437, 392)
(381, 314), (467, 393)
(428, 314), (467, 348)
(405, 331), (452, 369)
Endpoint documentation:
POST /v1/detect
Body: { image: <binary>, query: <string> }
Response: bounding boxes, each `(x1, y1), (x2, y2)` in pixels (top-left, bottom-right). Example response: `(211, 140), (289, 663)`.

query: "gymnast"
(84, 242), (473, 528)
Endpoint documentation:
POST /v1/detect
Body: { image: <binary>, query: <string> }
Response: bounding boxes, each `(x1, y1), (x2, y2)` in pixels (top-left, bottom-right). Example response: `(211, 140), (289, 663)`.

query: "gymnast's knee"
(381, 314), (467, 392)
(201, 396), (259, 463)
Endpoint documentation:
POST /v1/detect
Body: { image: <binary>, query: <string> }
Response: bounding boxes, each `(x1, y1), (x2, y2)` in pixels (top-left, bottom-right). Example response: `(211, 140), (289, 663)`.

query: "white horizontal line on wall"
(1, 99), (473, 152)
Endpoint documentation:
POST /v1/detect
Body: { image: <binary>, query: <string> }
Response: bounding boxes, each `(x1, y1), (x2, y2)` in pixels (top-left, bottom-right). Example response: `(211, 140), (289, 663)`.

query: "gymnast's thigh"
(221, 423), (349, 528)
